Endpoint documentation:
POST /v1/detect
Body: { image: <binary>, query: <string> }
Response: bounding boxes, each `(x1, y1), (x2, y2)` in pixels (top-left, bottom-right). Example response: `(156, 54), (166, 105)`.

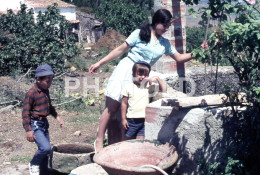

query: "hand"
(26, 131), (35, 142)
(201, 41), (209, 49)
(148, 76), (159, 85)
(89, 62), (101, 73)
(122, 119), (129, 130)
(56, 116), (64, 128)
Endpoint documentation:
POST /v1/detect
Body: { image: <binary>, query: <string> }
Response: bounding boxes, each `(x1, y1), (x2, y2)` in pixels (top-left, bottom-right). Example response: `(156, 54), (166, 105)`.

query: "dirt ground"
(0, 108), (100, 175)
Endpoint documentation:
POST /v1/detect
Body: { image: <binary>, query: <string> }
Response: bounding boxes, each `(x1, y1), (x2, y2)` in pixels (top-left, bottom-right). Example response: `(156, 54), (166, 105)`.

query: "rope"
(141, 164), (168, 175)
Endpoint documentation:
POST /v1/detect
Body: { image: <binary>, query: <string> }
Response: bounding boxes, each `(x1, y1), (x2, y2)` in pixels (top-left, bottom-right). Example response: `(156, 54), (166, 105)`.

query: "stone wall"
(165, 66), (240, 96)
(76, 11), (104, 43)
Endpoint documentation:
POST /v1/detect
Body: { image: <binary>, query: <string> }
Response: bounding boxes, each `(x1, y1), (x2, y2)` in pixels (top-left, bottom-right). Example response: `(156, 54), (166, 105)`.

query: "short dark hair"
(132, 61), (151, 76)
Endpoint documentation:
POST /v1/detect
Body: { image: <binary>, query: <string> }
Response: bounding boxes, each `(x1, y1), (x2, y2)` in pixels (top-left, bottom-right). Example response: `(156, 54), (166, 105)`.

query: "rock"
(3, 161), (11, 165)
(73, 131), (81, 137)
(84, 47), (91, 50)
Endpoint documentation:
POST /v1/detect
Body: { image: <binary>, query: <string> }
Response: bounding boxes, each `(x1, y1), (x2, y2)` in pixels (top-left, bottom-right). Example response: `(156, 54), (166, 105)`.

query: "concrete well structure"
(145, 94), (244, 174)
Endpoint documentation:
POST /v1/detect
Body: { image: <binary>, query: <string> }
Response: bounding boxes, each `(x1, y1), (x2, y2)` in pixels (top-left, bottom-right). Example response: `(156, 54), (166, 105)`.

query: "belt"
(32, 116), (47, 120)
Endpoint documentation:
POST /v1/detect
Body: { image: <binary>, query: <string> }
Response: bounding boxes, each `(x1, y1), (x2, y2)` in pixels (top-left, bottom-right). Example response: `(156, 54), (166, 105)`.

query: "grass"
(70, 113), (99, 123)
(11, 156), (31, 163)
(0, 138), (4, 142)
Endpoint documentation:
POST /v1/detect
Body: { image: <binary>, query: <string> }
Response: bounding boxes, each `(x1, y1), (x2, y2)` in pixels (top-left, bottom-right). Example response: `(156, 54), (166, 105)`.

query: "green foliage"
(11, 156), (31, 163)
(74, 48), (113, 73)
(0, 4), (80, 76)
(208, 7), (260, 104)
(62, 0), (154, 17)
(73, 58), (88, 72)
(62, 0), (153, 36)
(186, 27), (210, 52)
(184, 0), (251, 21)
(52, 87), (105, 114)
(95, 0), (151, 36)
(70, 114), (99, 123)
(187, 0), (260, 173)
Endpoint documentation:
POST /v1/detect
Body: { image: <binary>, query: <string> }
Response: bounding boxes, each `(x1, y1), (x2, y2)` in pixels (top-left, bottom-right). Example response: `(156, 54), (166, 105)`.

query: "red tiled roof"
(0, 10), (19, 15)
(24, 0), (75, 8)
(0, 11), (7, 15)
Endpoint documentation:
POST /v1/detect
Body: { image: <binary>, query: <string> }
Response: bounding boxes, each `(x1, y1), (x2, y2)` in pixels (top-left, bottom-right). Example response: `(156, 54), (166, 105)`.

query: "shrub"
(95, 0), (151, 36)
(0, 4), (80, 76)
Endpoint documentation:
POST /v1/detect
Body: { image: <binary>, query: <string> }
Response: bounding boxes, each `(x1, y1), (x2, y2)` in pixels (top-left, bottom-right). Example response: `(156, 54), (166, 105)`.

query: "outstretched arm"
(171, 52), (193, 63)
(89, 42), (130, 73)
(170, 41), (209, 63)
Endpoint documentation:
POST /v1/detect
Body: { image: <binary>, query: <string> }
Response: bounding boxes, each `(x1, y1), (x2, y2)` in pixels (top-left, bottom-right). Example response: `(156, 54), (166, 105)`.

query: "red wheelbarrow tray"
(94, 139), (178, 175)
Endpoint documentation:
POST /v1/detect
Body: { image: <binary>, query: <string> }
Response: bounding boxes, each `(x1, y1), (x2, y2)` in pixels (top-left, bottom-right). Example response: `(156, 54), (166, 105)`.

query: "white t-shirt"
(121, 82), (151, 118)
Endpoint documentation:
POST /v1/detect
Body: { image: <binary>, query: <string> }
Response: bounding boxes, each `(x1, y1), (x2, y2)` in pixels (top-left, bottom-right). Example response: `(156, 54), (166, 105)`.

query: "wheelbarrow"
(94, 139), (178, 175)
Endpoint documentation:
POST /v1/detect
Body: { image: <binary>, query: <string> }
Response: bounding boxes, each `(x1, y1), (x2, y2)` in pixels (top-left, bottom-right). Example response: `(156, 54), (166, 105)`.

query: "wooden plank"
(161, 93), (247, 108)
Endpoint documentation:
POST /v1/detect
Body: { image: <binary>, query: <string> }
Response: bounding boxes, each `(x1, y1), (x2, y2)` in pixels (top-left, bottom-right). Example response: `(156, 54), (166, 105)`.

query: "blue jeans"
(30, 119), (51, 175)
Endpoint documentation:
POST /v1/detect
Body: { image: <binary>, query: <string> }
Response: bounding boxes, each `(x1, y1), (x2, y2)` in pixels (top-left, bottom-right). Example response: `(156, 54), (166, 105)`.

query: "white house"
(24, 0), (78, 23)
(0, 0), (23, 14)
(0, 0), (78, 22)
(0, 0), (104, 43)
(0, 0), (80, 40)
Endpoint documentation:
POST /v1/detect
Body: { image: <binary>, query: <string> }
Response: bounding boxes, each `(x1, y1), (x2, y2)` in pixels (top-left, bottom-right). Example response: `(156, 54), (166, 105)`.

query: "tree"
(185, 0), (260, 173)
(0, 4), (80, 76)
(61, 0), (153, 35)
(95, 0), (152, 36)
(186, 26), (210, 52)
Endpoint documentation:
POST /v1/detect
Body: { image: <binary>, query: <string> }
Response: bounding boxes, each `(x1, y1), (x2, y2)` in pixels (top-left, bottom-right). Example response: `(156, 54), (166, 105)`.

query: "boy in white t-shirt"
(121, 61), (166, 139)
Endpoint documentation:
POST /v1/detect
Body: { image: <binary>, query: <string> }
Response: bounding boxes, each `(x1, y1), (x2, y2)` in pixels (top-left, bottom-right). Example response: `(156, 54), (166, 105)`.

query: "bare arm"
(121, 96), (129, 130)
(89, 42), (130, 73)
(149, 76), (167, 92)
(170, 41), (209, 63)
(56, 116), (64, 128)
(170, 51), (193, 63)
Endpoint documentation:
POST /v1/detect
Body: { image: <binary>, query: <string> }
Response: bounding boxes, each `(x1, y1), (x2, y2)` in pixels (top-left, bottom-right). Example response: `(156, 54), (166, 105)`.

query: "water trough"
(50, 143), (95, 173)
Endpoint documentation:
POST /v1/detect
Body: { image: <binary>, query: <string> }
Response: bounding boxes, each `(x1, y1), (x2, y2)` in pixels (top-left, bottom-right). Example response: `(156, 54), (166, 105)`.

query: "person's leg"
(30, 121), (51, 175)
(39, 131), (50, 175)
(125, 118), (138, 140)
(136, 135), (145, 139)
(95, 96), (120, 152)
(121, 127), (128, 141)
(136, 119), (145, 140)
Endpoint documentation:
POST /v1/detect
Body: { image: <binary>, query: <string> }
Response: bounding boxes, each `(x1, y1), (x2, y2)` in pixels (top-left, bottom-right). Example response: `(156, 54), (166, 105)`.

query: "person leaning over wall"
(89, 9), (208, 152)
